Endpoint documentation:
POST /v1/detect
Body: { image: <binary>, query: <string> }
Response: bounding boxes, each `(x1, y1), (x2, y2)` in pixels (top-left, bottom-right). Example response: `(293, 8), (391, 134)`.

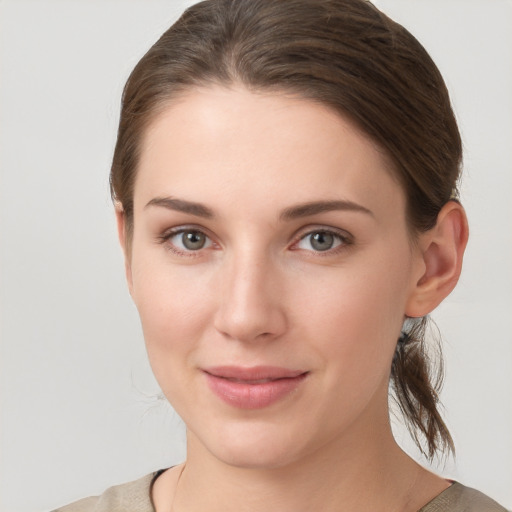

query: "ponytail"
(390, 316), (455, 460)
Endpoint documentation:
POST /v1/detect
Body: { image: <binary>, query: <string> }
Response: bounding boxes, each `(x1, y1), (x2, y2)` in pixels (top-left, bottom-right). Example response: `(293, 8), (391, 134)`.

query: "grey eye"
(295, 230), (345, 252)
(181, 230), (207, 250)
(309, 232), (335, 251)
(165, 228), (213, 254)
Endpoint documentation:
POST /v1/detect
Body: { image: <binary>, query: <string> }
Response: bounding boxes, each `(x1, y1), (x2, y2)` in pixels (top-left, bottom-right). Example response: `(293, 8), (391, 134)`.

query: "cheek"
(295, 249), (412, 374)
(130, 252), (215, 371)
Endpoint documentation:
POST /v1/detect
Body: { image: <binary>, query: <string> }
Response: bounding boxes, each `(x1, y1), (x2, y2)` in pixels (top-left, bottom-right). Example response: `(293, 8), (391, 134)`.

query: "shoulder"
(420, 482), (508, 512)
(51, 473), (156, 512)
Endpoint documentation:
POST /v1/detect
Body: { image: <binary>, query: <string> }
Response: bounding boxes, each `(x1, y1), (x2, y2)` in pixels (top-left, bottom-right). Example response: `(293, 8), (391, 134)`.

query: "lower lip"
(204, 372), (308, 409)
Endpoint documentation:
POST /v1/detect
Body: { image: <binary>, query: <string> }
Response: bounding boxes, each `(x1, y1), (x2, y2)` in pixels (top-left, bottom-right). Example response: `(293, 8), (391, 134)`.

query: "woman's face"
(124, 86), (426, 468)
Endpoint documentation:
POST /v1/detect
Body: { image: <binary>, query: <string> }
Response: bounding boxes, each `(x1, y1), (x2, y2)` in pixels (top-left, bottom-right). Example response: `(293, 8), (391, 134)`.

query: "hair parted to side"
(111, 0), (460, 459)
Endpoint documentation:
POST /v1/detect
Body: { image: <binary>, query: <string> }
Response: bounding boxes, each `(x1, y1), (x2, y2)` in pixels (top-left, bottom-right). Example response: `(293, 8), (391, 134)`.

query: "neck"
(164, 412), (446, 512)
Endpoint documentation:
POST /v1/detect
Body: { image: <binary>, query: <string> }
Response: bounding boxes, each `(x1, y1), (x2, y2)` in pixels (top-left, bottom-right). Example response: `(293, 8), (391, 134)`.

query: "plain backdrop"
(1, 1), (511, 511)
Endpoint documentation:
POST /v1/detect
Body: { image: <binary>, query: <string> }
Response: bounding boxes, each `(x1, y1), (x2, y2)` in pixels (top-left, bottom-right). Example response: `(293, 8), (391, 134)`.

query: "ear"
(115, 207), (134, 295)
(406, 201), (469, 317)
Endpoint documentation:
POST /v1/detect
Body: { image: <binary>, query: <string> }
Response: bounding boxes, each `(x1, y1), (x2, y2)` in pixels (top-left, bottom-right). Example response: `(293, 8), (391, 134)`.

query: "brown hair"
(111, 0), (460, 459)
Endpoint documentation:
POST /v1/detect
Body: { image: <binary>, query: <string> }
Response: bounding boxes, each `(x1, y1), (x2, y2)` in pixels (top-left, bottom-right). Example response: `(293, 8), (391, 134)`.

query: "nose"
(213, 251), (287, 343)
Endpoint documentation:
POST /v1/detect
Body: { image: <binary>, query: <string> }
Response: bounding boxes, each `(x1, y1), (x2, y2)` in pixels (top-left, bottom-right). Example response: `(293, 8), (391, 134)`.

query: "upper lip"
(203, 366), (307, 381)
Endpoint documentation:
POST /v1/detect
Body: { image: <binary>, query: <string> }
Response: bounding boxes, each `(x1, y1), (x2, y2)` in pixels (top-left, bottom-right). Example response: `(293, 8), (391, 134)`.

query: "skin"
(117, 86), (468, 512)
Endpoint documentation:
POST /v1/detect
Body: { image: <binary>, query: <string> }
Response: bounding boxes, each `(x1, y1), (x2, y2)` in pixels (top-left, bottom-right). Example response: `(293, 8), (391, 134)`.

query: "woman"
(53, 0), (506, 510)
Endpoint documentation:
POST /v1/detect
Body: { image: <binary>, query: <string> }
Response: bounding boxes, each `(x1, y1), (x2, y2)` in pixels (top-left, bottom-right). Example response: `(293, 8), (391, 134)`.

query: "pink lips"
(203, 366), (308, 409)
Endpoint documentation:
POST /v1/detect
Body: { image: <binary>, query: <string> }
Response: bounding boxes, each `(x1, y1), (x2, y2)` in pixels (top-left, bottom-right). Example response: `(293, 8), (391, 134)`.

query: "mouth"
(202, 366), (309, 409)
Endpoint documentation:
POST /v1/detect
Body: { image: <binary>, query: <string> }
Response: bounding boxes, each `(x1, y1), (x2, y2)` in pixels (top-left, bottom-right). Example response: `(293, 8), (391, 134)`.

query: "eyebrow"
(145, 197), (373, 221)
(279, 200), (373, 220)
(145, 197), (214, 218)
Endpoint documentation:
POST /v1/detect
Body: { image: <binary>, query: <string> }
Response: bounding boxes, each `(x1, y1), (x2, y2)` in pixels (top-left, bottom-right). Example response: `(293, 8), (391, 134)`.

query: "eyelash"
(157, 226), (215, 258)
(156, 226), (353, 258)
(291, 227), (353, 256)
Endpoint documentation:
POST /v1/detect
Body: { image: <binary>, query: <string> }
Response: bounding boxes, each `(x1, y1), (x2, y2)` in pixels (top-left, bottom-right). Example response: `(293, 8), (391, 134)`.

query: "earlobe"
(115, 207), (134, 295)
(406, 201), (469, 317)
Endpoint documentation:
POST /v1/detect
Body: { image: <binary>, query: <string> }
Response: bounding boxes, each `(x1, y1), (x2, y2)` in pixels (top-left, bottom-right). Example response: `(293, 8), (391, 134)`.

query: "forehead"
(134, 85), (404, 218)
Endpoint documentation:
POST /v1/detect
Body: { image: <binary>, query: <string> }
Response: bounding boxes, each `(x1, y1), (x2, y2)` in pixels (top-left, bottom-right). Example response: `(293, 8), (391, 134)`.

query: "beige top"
(52, 473), (507, 512)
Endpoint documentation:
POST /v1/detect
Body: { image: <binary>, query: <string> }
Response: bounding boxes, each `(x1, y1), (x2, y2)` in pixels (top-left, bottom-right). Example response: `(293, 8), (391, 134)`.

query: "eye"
(294, 229), (349, 252)
(162, 228), (213, 253)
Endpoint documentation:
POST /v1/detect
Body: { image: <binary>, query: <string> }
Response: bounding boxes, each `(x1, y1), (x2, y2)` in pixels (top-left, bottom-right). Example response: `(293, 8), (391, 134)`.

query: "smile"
(203, 366), (309, 410)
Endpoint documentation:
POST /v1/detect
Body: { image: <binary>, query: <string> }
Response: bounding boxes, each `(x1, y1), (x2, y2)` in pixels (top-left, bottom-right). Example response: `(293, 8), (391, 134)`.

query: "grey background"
(1, 1), (511, 510)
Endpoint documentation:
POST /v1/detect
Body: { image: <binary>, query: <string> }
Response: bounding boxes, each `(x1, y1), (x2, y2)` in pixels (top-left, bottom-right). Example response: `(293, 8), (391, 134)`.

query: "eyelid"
(156, 223), (353, 256)
(157, 224), (218, 256)
(289, 225), (354, 252)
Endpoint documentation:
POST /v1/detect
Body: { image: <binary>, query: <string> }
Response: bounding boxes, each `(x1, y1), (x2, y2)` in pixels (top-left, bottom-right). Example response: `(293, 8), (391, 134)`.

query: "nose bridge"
(214, 244), (286, 342)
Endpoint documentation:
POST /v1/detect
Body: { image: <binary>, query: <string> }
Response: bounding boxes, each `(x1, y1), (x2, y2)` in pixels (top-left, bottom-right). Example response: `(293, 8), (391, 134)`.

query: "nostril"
(213, 267), (287, 342)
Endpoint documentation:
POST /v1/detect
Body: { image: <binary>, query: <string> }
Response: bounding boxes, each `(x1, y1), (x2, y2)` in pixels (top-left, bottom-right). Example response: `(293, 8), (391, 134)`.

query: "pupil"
(311, 232), (334, 251)
(183, 231), (205, 250)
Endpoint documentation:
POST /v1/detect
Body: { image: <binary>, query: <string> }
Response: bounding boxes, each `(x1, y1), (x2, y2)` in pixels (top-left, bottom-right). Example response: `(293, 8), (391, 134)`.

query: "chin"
(191, 420), (309, 470)
(212, 443), (295, 470)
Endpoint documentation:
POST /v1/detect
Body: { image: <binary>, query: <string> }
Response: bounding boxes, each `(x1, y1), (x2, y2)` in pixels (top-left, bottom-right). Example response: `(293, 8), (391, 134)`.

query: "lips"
(203, 366), (308, 409)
